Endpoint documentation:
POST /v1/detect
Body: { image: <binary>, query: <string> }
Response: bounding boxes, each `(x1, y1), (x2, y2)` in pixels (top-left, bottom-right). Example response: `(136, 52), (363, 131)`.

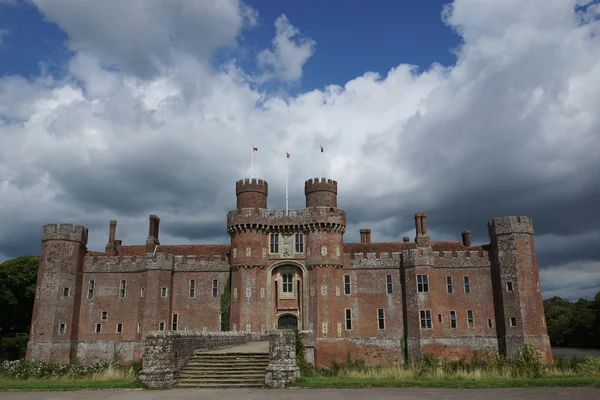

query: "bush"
(0, 335), (29, 361)
(0, 359), (137, 380)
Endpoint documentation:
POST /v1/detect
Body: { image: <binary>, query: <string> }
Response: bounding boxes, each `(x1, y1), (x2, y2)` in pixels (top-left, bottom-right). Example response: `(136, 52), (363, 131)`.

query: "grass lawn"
(292, 375), (600, 389)
(0, 378), (143, 391)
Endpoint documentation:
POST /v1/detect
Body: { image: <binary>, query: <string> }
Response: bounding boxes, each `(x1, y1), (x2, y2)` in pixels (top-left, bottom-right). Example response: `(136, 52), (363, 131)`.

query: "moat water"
(552, 347), (600, 358)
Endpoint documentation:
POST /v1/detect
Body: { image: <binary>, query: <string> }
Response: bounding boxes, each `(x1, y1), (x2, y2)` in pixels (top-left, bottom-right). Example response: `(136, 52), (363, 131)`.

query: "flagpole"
(319, 145), (322, 178)
(251, 146), (254, 178)
(285, 150), (289, 216)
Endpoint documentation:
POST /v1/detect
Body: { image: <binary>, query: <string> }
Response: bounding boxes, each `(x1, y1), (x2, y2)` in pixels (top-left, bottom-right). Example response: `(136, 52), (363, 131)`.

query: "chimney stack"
(414, 212), (430, 247)
(360, 229), (371, 244)
(105, 220), (118, 255)
(461, 230), (471, 247)
(403, 236), (410, 243)
(146, 215), (160, 253)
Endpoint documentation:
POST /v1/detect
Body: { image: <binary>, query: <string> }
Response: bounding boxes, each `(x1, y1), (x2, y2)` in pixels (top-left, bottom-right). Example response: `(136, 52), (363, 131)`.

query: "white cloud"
(32, 0), (254, 78)
(256, 14), (316, 84)
(1, 0), (599, 298)
(541, 261), (600, 300)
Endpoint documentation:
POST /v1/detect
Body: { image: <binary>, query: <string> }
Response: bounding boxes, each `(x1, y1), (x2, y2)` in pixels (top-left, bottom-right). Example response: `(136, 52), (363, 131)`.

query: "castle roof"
(87, 244), (230, 257)
(344, 240), (487, 257)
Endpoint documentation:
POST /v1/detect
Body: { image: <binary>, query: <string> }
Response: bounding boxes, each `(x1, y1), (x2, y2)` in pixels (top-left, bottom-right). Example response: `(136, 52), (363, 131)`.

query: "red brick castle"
(26, 176), (552, 366)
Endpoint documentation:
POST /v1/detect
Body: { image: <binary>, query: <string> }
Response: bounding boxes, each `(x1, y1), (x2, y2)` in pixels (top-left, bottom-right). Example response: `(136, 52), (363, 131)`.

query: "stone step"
(181, 367), (267, 373)
(194, 352), (268, 357)
(185, 362), (269, 367)
(175, 382), (265, 388)
(178, 369), (265, 377)
(177, 378), (265, 385)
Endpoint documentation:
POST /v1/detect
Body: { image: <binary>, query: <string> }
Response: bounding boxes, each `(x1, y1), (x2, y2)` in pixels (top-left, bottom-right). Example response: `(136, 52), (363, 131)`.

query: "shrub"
(0, 359), (136, 380)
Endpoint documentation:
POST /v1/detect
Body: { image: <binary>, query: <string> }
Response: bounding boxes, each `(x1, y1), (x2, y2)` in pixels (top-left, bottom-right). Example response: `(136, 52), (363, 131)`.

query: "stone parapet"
(346, 251), (402, 269)
(227, 206), (346, 234)
(138, 331), (254, 389)
(264, 329), (300, 388)
(488, 216), (534, 237)
(42, 223), (88, 244)
(402, 248), (491, 269)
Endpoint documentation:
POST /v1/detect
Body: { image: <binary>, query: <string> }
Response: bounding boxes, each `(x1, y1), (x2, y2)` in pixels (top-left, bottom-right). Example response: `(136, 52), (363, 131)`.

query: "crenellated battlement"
(227, 206), (346, 234)
(346, 251), (402, 269)
(236, 178), (268, 194)
(84, 252), (230, 273)
(487, 216), (534, 237)
(304, 177), (338, 194)
(42, 223), (88, 244)
(402, 248), (491, 269)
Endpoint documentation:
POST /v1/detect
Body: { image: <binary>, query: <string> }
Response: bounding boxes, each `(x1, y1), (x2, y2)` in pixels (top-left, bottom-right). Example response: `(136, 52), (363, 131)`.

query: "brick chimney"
(403, 236), (410, 243)
(414, 212), (430, 247)
(461, 230), (471, 247)
(360, 229), (371, 244)
(146, 214), (160, 253)
(105, 220), (117, 255)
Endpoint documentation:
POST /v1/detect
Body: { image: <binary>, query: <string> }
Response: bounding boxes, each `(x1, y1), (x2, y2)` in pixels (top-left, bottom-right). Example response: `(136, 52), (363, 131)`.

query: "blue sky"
(0, 0), (459, 90)
(0, 0), (599, 300)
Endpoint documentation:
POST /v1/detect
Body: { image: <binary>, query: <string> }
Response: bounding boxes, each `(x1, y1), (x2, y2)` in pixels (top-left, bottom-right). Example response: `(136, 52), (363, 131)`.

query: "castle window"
(63, 287), (69, 297)
(506, 282), (514, 292)
(510, 317), (517, 327)
(345, 309), (352, 330)
(270, 233), (279, 253)
(420, 310), (432, 330)
(536, 281), (540, 292)
(386, 275), (393, 294)
(212, 279), (218, 297)
(282, 273), (293, 293)
(488, 318), (493, 328)
(344, 275), (351, 295)
(137, 323), (141, 333)
(438, 313), (443, 323)
(58, 323), (66, 334)
(36, 288), (40, 298)
(116, 323), (123, 333)
(119, 280), (126, 298)
(541, 316), (545, 327)
(417, 275), (429, 293)
(447, 276), (453, 294)
(295, 233), (304, 253)
(101, 311), (107, 320)
(172, 314), (178, 331)
(95, 323), (102, 333)
(140, 287), (145, 298)
(463, 276), (471, 293)
(88, 280), (95, 299)
(161, 287), (168, 297)
(450, 311), (457, 328)
(220, 313), (227, 332)
(189, 280), (196, 298)
(378, 308), (386, 330)
(467, 310), (475, 328)
(159, 322), (165, 331)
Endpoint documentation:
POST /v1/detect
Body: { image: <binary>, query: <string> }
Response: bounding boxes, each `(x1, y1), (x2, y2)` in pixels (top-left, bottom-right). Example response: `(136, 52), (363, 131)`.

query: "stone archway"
(277, 314), (298, 329)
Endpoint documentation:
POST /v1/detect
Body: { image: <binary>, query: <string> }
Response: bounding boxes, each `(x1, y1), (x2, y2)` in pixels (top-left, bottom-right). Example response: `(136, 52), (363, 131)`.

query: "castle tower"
(228, 178), (270, 333)
(488, 216), (552, 362)
(27, 224), (88, 363)
(304, 178), (345, 347)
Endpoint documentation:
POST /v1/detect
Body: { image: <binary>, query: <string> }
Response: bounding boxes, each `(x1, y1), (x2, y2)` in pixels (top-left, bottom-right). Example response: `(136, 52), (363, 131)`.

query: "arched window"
(282, 273), (293, 293)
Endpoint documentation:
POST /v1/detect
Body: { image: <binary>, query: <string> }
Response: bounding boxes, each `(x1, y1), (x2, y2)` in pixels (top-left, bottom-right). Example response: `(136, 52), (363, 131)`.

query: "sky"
(0, 0), (599, 300)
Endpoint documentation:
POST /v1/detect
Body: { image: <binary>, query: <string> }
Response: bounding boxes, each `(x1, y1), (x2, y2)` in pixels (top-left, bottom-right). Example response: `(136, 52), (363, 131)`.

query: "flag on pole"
(286, 150), (290, 159)
(320, 145), (324, 153)
(253, 146), (258, 152)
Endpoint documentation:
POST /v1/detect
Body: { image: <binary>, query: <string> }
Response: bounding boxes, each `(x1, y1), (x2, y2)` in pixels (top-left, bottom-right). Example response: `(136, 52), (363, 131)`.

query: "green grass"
(291, 375), (600, 389)
(0, 378), (142, 391)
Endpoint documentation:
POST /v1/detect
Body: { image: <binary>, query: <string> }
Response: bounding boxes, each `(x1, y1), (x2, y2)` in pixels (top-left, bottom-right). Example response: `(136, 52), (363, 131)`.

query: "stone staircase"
(175, 352), (269, 388)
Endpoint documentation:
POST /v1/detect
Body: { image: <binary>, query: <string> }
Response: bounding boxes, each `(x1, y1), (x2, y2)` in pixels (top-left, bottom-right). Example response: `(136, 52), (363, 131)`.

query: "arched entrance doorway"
(277, 314), (298, 329)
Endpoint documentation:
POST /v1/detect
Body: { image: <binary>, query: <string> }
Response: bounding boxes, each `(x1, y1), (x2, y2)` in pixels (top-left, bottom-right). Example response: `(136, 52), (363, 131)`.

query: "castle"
(26, 177), (552, 366)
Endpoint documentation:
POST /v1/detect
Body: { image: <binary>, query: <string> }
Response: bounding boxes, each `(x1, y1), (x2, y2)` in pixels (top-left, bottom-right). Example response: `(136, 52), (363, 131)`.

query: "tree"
(0, 256), (39, 335)
(543, 292), (600, 349)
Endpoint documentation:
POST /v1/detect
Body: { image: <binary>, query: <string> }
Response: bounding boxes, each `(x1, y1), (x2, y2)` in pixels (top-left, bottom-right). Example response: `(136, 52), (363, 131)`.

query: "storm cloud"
(1, 0), (599, 300)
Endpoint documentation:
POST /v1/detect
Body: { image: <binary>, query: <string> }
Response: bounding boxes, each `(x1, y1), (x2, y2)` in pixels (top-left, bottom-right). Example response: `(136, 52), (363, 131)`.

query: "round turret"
(305, 177), (338, 208)
(236, 178), (268, 209)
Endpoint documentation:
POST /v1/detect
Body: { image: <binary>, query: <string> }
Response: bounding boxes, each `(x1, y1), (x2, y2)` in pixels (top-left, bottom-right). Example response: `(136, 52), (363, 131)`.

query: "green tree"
(544, 292), (600, 349)
(0, 256), (39, 334)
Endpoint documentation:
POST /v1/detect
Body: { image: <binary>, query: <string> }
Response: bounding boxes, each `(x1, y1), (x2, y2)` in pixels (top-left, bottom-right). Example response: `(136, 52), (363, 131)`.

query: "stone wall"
(138, 330), (257, 388)
(265, 329), (300, 388)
